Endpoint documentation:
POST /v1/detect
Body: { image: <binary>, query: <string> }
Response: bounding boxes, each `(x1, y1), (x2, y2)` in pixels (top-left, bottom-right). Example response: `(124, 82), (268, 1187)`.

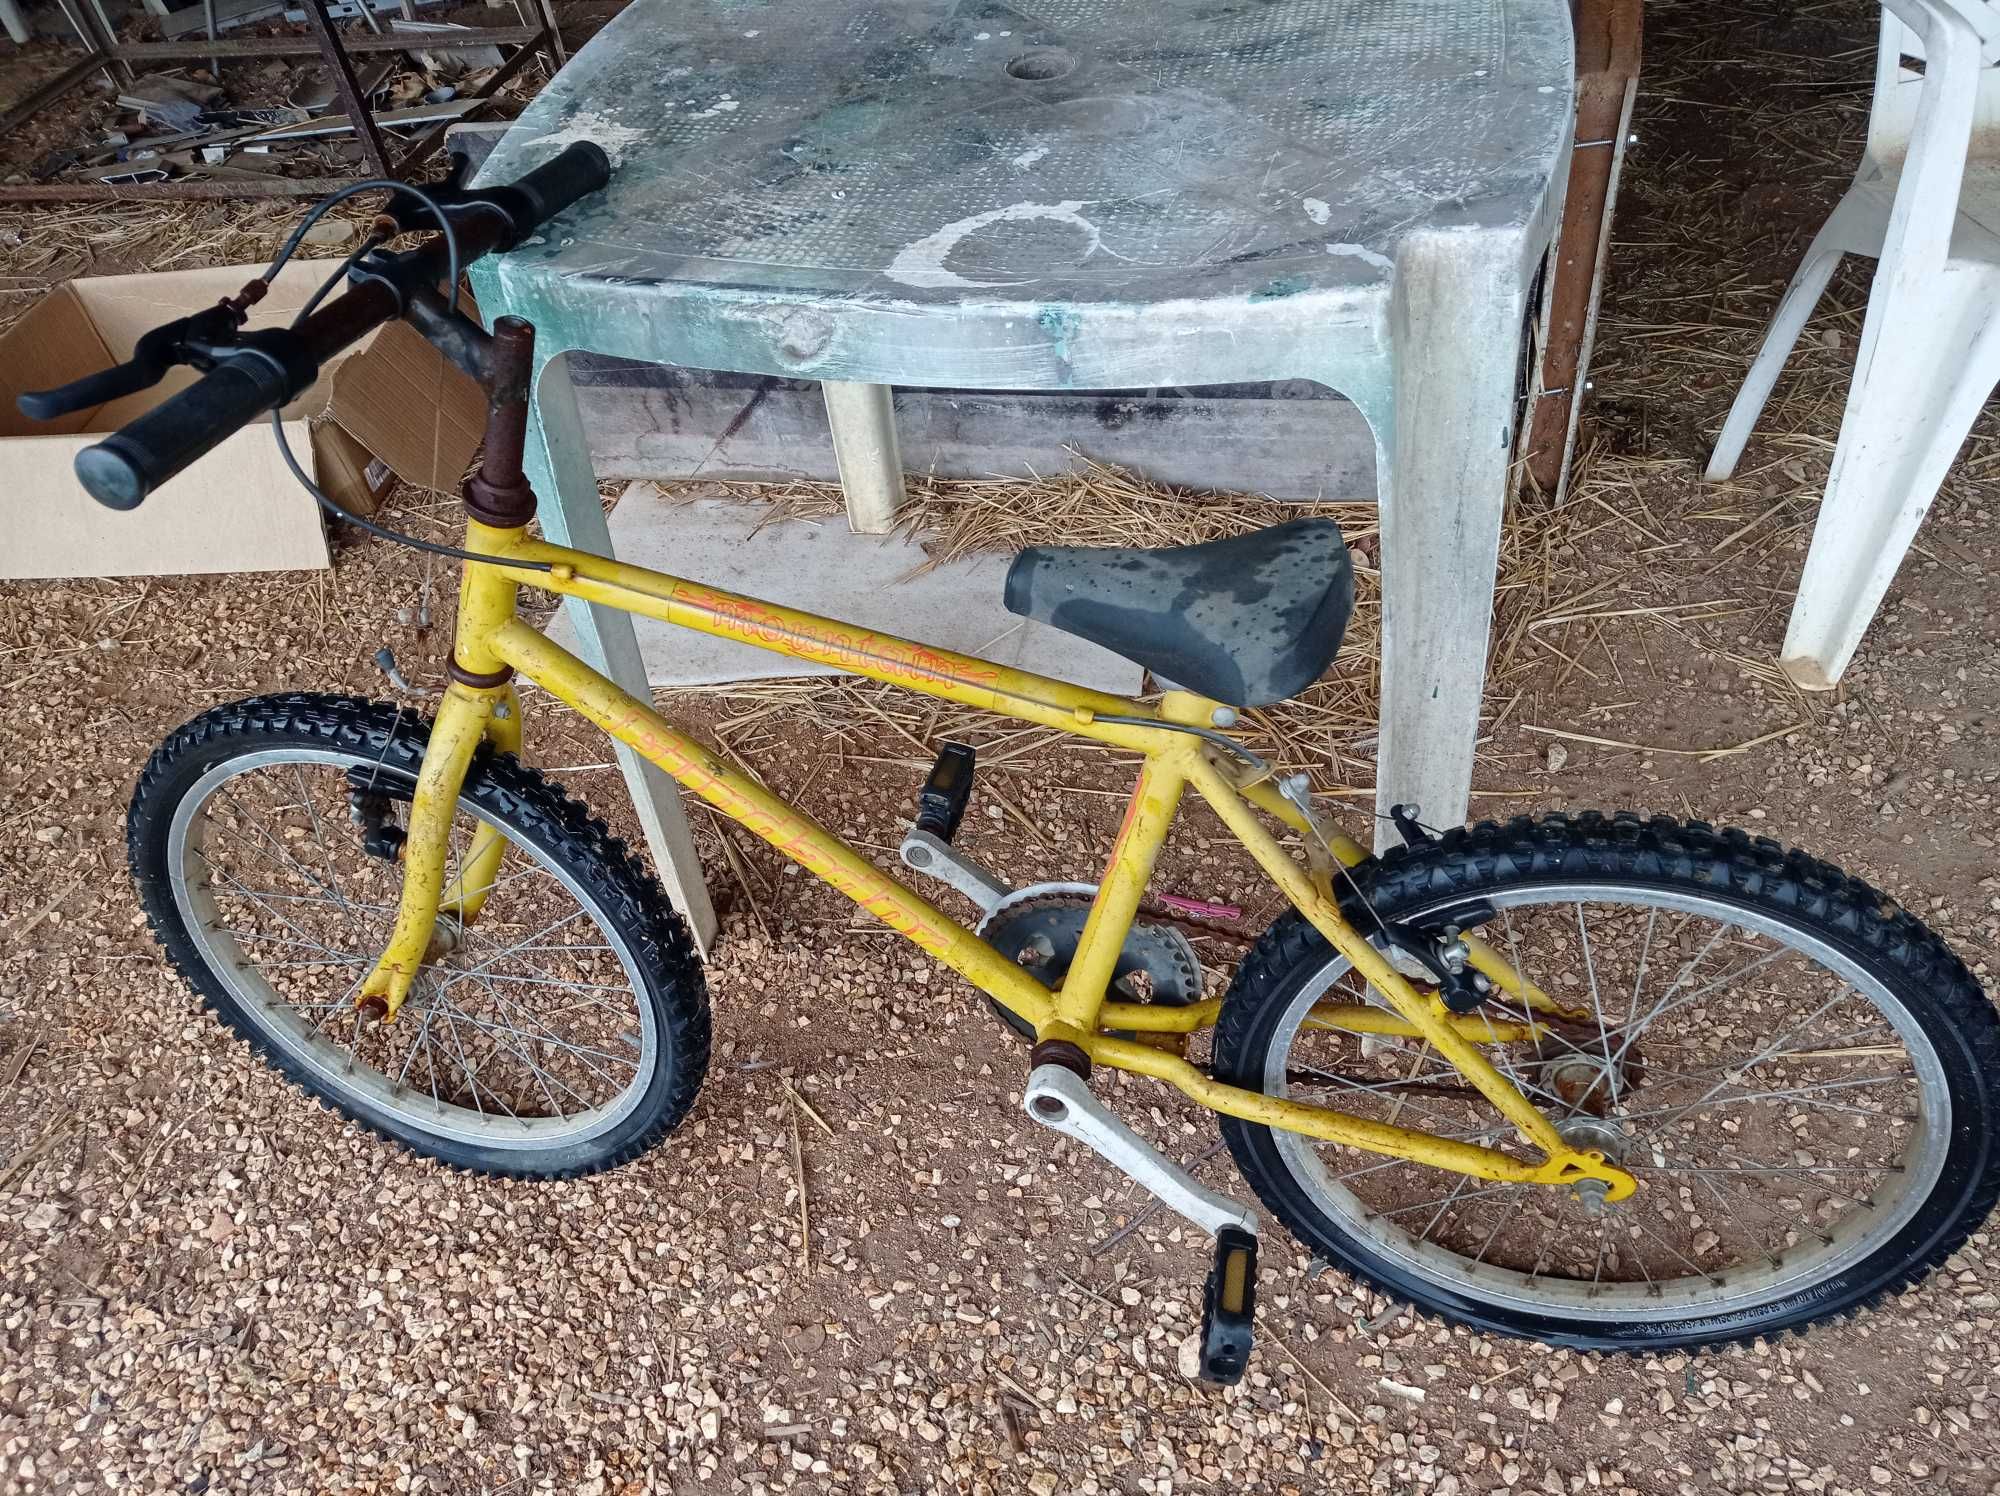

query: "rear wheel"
(128, 693), (710, 1178)
(1213, 813), (2000, 1349)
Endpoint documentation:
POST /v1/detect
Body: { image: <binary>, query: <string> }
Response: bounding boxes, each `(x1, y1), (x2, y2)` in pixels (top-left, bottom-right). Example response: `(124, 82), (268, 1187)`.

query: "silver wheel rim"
(167, 746), (658, 1152)
(1261, 882), (1952, 1322)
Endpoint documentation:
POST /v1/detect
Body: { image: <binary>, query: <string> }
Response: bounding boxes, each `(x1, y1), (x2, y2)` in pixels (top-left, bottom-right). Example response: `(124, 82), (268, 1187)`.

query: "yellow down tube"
(486, 617), (1061, 1032)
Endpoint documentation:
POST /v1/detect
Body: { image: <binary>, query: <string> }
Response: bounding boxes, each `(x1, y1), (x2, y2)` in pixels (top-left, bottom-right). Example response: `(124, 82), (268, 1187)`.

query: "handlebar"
(23, 140), (611, 510)
(78, 358), (298, 510)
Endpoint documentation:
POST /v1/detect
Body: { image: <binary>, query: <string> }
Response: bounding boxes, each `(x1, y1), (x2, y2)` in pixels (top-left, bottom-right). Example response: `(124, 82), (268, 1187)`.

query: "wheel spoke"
(1603, 924), (1732, 1072)
(438, 994), (595, 1114)
(211, 785), (355, 929)
(160, 746), (659, 1154)
(1606, 945), (1790, 1073)
(1615, 1071), (1906, 1130)
(1628, 908), (1657, 1030)
(454, 980), (638, 1077)
(1576, 904), (1619, 1106)
(1253, 877), (1948, 1325)
(292, 763), (369, 948)
(1288, 1061), (1483, 1136)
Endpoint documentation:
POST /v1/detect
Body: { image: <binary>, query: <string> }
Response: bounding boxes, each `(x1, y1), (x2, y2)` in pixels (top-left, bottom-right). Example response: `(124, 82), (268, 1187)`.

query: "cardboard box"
(0, 261), (486, 580)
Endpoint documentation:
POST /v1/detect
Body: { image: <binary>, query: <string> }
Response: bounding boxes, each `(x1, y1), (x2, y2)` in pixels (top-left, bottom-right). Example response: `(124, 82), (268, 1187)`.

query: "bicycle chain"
(1131, 898), (1260, 950)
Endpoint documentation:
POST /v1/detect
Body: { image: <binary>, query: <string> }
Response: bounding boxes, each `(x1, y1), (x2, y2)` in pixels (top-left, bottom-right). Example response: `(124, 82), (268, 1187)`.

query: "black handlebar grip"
(17, 358), (161, 422)
(74, 357), (294, 510)
(501, 141), (612, 244)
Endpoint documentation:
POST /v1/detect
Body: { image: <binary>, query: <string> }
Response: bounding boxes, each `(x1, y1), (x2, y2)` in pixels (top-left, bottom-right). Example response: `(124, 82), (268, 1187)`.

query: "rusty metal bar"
(77, 0), (135, 83)
(0, 2), (551, 205)
(0, 177), (357, 202)
(1524, 0), (1643, 496)
(532, 0), (565, 66)
(44, 0), (118, 87)
(0, 51), (102, 138)
(110, 26), (541, 60)
(298, 0), (391, 177)
(390, 26), (548, 175)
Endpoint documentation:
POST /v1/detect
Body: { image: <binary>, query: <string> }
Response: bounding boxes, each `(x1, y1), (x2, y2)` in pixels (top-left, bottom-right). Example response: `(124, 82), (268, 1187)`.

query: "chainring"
(976, 886), (1204, 1041)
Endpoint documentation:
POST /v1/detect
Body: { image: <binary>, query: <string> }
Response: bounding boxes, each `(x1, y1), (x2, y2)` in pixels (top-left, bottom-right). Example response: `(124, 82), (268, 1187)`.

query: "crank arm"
(1025, 1064), (1258, 1239)
(898, 828), (1011, 916)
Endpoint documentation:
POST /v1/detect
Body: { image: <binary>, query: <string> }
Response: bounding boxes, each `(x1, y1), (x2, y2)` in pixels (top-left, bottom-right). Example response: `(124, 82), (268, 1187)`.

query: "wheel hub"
(1539, 1049), (1634, 1117)
(1556, 1115), (1631, 1217)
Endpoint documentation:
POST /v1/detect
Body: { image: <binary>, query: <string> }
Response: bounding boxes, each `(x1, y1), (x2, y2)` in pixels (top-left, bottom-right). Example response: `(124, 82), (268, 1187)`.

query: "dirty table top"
(473, 0), (1572, 389)
(480, 0), (1572, 297)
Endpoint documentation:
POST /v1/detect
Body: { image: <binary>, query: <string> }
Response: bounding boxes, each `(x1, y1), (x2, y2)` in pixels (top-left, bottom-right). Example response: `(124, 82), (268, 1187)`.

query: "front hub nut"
(1556, 1117), (1630, 1217)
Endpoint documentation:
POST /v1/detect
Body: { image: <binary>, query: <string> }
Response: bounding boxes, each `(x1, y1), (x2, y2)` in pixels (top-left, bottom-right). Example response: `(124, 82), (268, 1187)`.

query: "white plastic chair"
(1706, 0), (2000, 689)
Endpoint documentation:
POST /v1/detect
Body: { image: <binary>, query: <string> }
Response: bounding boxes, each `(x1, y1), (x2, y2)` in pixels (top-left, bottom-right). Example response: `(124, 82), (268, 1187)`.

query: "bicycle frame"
(343, 525), (1629, 1202)
(349, 316), (1631, 1203)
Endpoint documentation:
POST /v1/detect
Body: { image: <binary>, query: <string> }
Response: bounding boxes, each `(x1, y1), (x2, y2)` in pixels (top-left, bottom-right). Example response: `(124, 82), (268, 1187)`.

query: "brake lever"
(16, 285), (264, 423)
(16, 320), (189, 422)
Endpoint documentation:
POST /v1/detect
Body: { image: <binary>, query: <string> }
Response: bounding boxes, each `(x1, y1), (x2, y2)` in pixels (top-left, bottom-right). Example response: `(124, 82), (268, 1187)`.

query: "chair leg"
(1706, 200), (1864, 481)
(1370, 231), (1527, 851)
(1780, 262), (2000, 689)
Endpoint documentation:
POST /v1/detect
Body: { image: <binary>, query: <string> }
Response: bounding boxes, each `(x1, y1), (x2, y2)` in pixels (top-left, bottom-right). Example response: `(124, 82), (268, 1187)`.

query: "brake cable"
(261, 176), (556, 573)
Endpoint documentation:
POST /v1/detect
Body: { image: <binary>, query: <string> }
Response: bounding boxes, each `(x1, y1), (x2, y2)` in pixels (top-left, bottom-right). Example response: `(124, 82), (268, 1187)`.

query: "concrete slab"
(548, 485), (1146, 695)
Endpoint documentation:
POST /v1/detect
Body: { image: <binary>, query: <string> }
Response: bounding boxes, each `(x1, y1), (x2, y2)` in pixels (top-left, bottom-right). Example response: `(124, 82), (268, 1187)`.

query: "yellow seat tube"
(1047, 752), (1187, 1038)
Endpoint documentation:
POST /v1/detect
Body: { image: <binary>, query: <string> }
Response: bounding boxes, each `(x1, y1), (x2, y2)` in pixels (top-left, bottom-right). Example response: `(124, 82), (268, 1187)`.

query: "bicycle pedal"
(1198, 1226), (1259, 1386)
(913, 741), (977, 842)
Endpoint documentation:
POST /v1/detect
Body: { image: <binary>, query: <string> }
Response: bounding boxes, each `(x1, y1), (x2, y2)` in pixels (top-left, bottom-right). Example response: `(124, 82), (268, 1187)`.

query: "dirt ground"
(4, 1), (2000, 1492)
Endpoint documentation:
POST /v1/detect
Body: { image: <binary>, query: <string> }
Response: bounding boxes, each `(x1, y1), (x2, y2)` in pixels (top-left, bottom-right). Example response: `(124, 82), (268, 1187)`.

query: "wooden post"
(1523, 0), (1643, 497)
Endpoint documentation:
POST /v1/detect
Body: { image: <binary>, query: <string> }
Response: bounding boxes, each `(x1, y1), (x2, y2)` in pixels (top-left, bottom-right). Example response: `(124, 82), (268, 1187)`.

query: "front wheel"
(1213, 812), (2000, 1350)
(128, 693), (711, 1179)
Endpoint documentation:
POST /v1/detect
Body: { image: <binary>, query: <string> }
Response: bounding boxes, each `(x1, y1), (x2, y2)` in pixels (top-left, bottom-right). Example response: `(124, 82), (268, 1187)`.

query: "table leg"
(1373, 232), (1530, 851)
(821, 381), (906, 535)
(0, 0), (28, 45)
(526, 351), (720, 952)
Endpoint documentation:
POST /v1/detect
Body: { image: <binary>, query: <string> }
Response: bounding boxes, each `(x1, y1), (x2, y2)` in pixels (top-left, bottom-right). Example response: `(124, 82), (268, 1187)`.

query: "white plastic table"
(470, 0), (1576, 948)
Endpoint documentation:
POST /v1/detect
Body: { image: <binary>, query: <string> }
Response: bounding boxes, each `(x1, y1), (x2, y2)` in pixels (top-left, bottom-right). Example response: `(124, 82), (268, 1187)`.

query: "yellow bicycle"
(32, 144), (1999, 1379)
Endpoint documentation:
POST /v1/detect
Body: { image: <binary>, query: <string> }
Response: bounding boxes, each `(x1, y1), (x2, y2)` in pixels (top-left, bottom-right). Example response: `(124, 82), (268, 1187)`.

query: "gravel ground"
(4, 2), (2000, 1493)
